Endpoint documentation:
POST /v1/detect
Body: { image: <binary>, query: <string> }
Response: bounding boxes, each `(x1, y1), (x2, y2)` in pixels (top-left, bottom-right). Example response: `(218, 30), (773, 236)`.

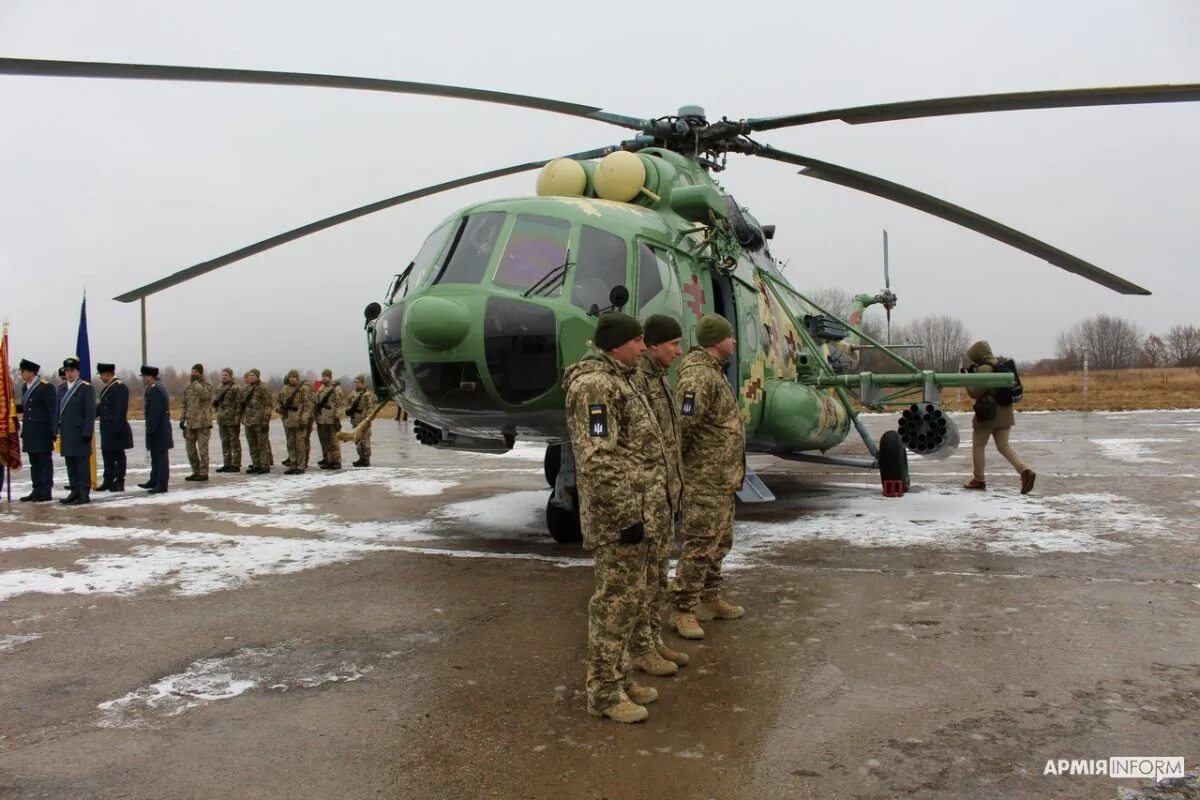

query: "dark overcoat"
(57, 380), (97, 458)
(144, 381), (174, 451)
(19, 379), (57, 453)
(97, 379), (134, 450)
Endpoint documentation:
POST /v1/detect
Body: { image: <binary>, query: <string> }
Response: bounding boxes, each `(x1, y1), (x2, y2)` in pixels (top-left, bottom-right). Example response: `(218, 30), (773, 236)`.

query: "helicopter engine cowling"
(896, 403), (960, 460)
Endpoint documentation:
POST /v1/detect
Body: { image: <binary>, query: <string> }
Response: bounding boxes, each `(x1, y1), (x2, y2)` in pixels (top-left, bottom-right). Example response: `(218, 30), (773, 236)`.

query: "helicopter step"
(545, 443), (582, 544)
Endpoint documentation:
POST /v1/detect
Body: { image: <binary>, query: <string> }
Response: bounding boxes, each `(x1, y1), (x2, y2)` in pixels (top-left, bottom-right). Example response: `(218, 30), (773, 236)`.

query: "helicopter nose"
(408, 295), (470, 350)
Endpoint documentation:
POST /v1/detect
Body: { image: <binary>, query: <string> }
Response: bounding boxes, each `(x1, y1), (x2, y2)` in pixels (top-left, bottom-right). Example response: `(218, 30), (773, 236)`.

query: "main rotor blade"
(748, 143), (1150, 295)
(745, 83), (1200, 131)
(113, 145), (618, 302)
(0, 58), (646, 130)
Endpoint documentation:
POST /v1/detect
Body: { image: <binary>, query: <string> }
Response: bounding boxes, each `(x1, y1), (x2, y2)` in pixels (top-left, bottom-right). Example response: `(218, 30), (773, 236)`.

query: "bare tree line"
(1055, 318), (1200, 370)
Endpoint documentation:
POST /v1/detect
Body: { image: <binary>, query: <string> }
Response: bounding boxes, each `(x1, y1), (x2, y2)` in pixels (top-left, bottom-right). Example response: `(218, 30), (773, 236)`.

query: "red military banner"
(1, 321), (21, 472)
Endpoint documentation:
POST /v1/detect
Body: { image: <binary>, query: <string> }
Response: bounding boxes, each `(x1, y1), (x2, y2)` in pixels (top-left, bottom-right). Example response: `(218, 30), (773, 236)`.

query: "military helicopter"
(4, 59), (1193, 541)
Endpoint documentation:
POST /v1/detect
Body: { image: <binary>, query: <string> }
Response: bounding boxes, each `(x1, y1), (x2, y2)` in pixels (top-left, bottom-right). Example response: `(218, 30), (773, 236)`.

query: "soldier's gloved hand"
(618, 521), (645, 545)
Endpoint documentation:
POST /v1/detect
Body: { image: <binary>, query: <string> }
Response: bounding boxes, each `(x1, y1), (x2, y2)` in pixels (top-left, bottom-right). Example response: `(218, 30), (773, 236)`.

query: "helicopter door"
(709, 271), (739, 387)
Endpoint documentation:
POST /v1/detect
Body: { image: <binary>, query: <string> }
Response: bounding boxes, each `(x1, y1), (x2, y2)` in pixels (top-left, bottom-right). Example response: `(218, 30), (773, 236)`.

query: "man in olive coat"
(17, 358), (56, 502)
(96, 363), (133, 491)
(56, 357), (96, 505)
(139, 365), (173, 493)
(963, 340), (1036, 494)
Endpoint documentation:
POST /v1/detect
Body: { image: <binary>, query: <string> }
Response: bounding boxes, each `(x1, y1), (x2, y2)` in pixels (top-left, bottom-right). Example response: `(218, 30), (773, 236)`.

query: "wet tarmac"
(1, 411), (1197, 799)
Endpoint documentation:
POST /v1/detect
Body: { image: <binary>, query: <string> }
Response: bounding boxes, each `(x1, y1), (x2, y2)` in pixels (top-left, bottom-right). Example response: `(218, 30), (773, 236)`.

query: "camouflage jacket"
(213, 382), (243, 426)
(180, 378), (214, 428)
(314, 381), (345, 425)
(635, 353), (684, 513)
(563, 347), (672, 551)
(240, 383), (273, 426)
(346, 388), (376, 425)
(276, 383), (314, 429)
(676, 347), (746, 496)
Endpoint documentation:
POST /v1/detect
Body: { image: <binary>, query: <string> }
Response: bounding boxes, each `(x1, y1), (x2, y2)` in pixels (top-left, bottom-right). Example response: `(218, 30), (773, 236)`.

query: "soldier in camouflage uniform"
(563, 312), (675, 724)
(277, 369), (315, 474)
(213, 367), (243, 472)
(241, 368), (274, 473)
(346, 374), (376, 467)
(670, 314), (747, 640)
(629, 315), (689, 677)
(313, 368), (345, 470)
(180, 363), (214, 481)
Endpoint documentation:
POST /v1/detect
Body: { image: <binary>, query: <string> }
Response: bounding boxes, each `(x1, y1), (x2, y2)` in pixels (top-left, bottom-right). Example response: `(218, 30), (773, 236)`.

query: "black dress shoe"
(20, 492), (37, 502)
(147, 487), (167, 494)
(109, 483), (125, 492)
(138, 482), (154, 489)
(194, 475), (209, 481)
(97, 482), (113, 492)
(184, 474), (199, 482)
(284, 468), (303, 475)
(33, 495), (53, 503)
(282, 459), (292, 467)
(59, 493), (80, 505)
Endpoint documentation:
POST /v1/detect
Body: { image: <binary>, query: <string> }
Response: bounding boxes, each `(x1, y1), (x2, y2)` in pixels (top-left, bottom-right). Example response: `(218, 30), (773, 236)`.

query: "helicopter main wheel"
(878, 430), (911, 491)
(545, 493), (582, 544)
(544, 444), (561, 488)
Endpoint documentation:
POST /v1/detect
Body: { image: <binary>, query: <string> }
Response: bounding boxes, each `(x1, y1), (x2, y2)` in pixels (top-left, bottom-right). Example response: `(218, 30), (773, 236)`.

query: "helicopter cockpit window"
(571, 226), (628, 314)
(493, 214), (571, 295)
(637, 244), (666, 311)
(432, 211), (506, 286)
(408, 219), (456, 292)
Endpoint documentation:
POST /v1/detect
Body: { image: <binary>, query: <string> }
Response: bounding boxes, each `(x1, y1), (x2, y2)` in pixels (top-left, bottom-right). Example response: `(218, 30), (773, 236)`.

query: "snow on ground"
(0, 633), (41, 652)
(1092, 438), (1180, 464)
(97, 643), (405, 728)
(732, 485), (1166, 560)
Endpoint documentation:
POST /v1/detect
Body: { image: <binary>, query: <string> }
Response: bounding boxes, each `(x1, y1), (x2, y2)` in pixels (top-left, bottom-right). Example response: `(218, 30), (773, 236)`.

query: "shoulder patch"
(588, 403), (609, 437)
(681, 389), (696, 416)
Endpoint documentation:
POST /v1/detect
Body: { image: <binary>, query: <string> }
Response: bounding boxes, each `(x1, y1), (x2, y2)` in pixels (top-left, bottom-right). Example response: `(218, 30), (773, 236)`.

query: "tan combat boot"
(671, 610), (705, 640)
(632, 651), (679, 677)
(657, 642), (690, 667)
(588, 696), (649, 724)
(696, 597), (745, 621)
(626, 684), (659, 705)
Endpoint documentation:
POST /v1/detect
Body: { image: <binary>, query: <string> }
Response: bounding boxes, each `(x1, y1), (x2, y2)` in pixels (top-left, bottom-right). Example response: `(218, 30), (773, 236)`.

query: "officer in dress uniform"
(138, 365), (173, 493)
(17, 359), (56, 502)
(96, 363), (133, 492)
(57, 357), (96, 505)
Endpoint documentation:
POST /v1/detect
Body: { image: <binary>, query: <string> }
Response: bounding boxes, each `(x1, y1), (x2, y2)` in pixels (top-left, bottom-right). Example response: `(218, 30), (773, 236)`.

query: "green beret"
(643, 314), (683, 346)
(695, 313), (734, 347)
(594, 312), (643, 351)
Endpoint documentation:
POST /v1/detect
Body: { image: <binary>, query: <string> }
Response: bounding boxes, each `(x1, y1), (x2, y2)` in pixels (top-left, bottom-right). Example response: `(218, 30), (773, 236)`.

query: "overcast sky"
(2, 0), (1198, 375)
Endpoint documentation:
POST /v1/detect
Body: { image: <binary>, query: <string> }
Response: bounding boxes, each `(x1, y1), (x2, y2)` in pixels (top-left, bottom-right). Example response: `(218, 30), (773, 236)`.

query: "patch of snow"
(437, 490), (547, 532)
(97, 644), (380, 728)
(1093, 438), (1181, 464)
(0, 633), (41, 652)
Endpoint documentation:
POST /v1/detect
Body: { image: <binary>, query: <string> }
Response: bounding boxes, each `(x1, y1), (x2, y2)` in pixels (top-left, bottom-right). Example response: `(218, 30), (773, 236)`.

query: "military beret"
(191, 363), (204, 374)
(695, 313), (734, 347)
(245, 368), (261, 378)
(286, 369), (300, 380)
(643, 314), (683, 346)
(62, 357), (81, 370)
(322, 368), (333, 378)
(140, 365), (159, 377)
(96, 363), (116, 373)
(594, 312), (643, 351)
(19, 358), (39, 373)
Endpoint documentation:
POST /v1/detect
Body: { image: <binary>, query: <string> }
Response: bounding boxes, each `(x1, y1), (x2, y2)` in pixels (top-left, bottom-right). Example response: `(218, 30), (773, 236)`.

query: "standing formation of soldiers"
(14, 361), (378, 499)
(564, 311), (746, 724)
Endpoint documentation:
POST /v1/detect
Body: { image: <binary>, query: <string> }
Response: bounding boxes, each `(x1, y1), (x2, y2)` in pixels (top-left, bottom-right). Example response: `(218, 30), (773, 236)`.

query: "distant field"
(118, 368), (1200, 419)
(938, 367), (1200, 412)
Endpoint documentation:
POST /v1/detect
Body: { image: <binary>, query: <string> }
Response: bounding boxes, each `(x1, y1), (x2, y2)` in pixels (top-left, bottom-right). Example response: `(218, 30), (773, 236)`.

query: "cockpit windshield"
(407, 219), (456, 293)
(494, 214), (571, 295)
(433, 211), (506, 286)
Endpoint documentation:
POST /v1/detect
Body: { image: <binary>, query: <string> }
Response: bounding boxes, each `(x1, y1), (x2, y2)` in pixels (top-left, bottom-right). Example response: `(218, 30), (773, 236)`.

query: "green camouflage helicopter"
(4, 59), (1190, 541)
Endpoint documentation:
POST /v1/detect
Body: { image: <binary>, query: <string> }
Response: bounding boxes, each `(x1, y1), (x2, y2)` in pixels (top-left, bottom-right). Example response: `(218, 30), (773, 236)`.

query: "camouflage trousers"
(629, 519), (675, 658)
(317, 423), (341, 466)
(586, 539), (651, 712)
(184, 426), (212, 478)
(350, 418), (372, 462)
(218, 424), (241, 469)
(244, 423), (272, 468)
(670, 492), (735, 612)
(285, 426), (310, 469)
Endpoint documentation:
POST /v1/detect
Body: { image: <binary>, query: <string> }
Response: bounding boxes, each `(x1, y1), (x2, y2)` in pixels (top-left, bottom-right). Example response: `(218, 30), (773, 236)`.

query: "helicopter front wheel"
(878, 430), (911, 492)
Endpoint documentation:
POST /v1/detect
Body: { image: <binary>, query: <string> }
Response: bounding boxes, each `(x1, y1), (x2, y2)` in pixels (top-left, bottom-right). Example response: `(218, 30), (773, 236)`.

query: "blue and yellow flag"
(75, 294), (97, 489)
